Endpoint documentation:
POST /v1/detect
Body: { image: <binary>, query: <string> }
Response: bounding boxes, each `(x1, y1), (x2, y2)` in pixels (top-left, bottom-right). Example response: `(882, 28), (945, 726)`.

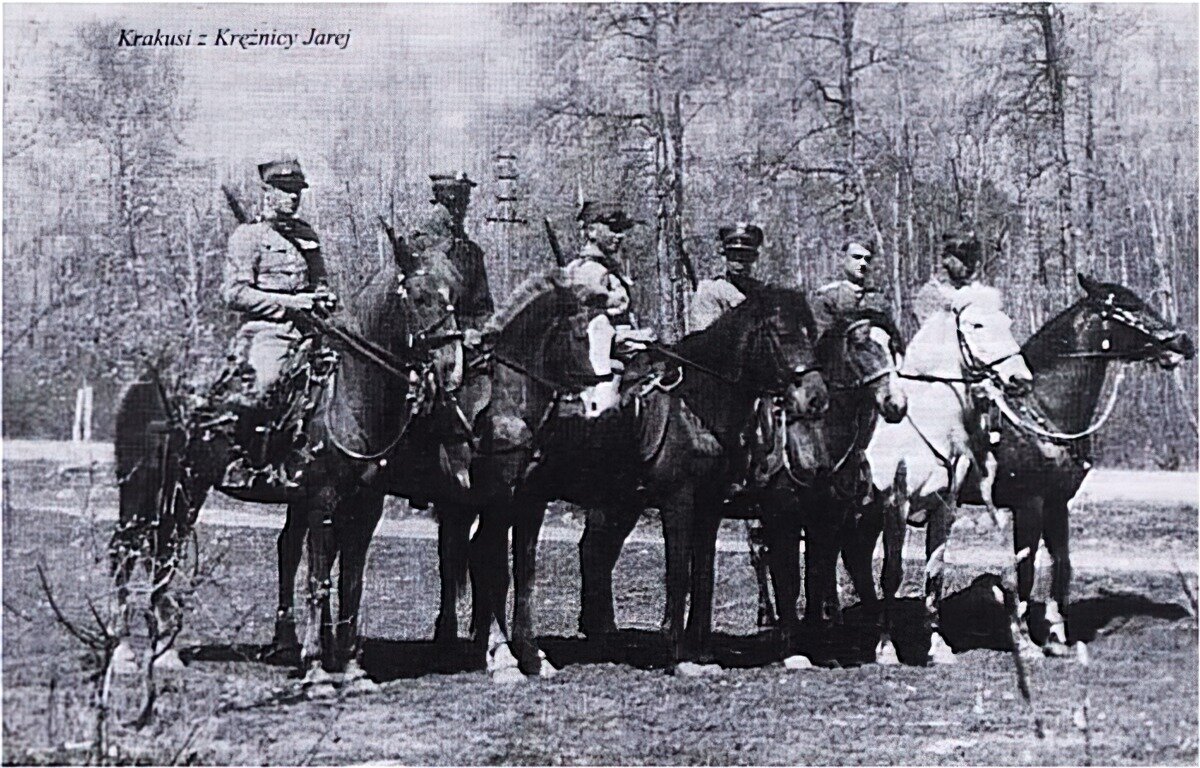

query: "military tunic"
(411, 205), (494, 330)
(221, 219), (327, 392)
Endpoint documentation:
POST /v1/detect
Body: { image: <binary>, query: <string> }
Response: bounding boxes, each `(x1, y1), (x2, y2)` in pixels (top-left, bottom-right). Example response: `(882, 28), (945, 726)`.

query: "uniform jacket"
(221, 219), (327, 321)
(812, 279), (888, 337)
(563, 243), (631, 315)
(412, 205), (494, 330)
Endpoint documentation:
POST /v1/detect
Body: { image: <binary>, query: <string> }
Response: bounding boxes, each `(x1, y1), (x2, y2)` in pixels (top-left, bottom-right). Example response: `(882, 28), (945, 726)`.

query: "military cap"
(577, 201), (640, 232)
(718, 222), (763, 262)
(258, 159), (308, 192)
(846, 241), (872, 258)
(942, 232), (981, 271)
(430, 172), (477, 192)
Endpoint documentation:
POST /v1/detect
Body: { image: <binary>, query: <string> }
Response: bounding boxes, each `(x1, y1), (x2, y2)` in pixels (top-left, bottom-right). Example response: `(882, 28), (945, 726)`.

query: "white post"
(82, 385), (94, 443)
(72, 388), (85, 443)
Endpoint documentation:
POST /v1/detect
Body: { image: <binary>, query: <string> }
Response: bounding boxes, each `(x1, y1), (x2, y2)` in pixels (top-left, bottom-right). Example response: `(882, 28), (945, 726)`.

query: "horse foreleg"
(470, 504), (511, 651)
(268, 504), (306, 660)
(108, 523), (140, 674)
(1041, 496), (1072, 656)
(434, 502), (474, 645)
(301, 487), (339, 675)
(336, 489), (384, 670)
(1011, 496), (1045, 657)
(745, 521), (777, 628)
(876, 482), (907, 665)
(660, 497), (693, 665)
(683, 505), (722, 663)
(763, 515), (802, 652)
(509, 495), (548, 677)
(924, 493), (957, 665)
(842, 505), (882, 620)
(802, 510), (841, 627)
(578, 500), (640, 637)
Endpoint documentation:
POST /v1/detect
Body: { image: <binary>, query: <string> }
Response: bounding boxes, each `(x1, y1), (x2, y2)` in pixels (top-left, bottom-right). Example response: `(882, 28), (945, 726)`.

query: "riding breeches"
(230, 320), (301, 393)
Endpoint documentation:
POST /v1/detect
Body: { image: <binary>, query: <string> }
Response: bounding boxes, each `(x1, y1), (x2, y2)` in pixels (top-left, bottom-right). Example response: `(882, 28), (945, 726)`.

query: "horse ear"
(1078, 273), (1100, 297)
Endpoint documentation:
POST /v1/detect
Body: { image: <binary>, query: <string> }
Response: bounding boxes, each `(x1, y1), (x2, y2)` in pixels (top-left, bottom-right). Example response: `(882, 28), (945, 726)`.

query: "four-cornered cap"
(846, 241), (872, 258)
(577, 201), (640, 233)
(942, 232), (981, 271)
(430, 172), (478, 193)
(258, 159), (308, 192)
(719, 222), (763, 261)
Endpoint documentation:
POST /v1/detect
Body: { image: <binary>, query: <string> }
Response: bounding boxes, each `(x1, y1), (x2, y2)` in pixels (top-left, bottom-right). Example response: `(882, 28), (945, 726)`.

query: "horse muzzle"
(1157, 332), (1195, 369)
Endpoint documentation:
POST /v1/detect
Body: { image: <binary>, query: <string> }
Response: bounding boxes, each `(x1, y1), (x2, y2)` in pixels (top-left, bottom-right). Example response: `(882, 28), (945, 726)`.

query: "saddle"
(209, 335), (340, 498)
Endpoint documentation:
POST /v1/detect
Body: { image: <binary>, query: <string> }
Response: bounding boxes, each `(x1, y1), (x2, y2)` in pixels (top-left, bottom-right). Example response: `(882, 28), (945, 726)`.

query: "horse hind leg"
(108, 523), (140, 675)
(1010, 496), (1045, 660)
(875, 468), (907, 665)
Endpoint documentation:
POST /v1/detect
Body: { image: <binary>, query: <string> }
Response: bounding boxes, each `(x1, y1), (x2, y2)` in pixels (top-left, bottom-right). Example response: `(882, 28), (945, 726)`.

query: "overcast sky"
(4, 4), (534, 175)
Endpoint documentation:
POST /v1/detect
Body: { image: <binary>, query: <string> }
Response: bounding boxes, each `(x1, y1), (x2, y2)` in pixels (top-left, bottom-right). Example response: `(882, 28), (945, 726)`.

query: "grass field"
(2, 459), (1197, 765)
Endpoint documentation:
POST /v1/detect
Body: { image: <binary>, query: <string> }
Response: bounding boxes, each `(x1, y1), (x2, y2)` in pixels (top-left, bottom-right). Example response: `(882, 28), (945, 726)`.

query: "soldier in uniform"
(913, 233), (983, 324)
(222, 158), (333, 396)
(410, 172), (494, 341)
(563, 201), (655, 417)
(688, 223), (765, 333)
(811, 241), (889, 337)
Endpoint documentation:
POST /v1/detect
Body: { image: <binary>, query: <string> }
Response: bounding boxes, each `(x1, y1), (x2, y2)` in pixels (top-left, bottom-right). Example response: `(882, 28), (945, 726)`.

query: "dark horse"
(110, 241), (480, 678)
(960, 273), (1194, 656)
(493, 287), (830, 674)
(747, 308), (909, 647)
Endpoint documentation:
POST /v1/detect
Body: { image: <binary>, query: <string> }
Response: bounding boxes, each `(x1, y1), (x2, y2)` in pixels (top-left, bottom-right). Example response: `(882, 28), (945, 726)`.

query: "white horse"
(864, 284), (1033, 665)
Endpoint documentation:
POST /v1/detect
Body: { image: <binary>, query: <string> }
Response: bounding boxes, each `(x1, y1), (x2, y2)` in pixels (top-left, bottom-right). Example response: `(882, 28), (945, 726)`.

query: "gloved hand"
(462, 328), (484, 348)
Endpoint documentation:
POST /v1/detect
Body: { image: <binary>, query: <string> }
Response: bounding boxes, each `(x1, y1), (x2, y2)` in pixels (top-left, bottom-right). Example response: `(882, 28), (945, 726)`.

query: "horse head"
(951, 285), (1034, 393)
(1078, 273), (1196, 370)
(819, 308), (907, 424)
(488, 271), (595, 391)
(390, 242), (465, 389)
(727, 287), (828, 421)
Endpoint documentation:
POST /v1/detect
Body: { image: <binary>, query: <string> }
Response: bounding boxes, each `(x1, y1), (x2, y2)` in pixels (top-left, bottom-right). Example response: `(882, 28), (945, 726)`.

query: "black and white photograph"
(2, 2), (1197, 764)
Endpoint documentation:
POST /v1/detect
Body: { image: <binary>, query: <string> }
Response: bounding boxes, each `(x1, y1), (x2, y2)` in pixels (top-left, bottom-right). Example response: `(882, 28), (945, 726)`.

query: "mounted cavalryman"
(411, 172), (494, 340)
(688, 222), (765, 333)
(219, 158), (338, 490)
(563, 201), (656, 417)
(812, 240), (890, 338)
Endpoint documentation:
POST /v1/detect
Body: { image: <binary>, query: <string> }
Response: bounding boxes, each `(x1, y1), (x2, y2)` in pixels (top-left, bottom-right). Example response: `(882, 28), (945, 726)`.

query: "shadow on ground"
(179, 574), (1190, 681)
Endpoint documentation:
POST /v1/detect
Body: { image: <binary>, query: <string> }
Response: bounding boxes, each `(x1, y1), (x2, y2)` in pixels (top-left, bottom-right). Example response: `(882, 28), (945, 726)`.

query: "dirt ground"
(2, 459), (1197, 765)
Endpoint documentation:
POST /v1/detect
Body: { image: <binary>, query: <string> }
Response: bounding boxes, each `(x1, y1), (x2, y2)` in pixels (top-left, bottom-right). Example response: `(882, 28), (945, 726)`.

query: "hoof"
(875, 637), (900, 666)
(487, 640), (525, 682)
(1043, 639), (1071, 658)
(153, 647), (186, 672)
(928, 633), (957, 665)
(537, 650), (559, 679)
(260, 643), (301, 665)
(111, 640), (139, 676)
(673, 661), (723, 678)
(342, 659), (368, 682)
(783, 654), (814, 671)
(302, 662), (336, 687)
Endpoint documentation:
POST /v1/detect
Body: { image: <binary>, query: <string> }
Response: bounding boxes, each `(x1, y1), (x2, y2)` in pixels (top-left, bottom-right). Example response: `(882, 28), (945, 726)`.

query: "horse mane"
(484, 268), (585, 374)
(816, 307), (903, 362)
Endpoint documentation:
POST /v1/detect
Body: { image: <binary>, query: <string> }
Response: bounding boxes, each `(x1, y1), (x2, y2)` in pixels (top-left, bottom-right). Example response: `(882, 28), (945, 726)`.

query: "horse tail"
(111, 373), (172, 565)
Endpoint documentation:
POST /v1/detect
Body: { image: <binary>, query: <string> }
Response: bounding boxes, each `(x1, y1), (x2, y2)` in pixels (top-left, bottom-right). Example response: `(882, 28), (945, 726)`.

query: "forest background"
(4, 3), (1197, 469)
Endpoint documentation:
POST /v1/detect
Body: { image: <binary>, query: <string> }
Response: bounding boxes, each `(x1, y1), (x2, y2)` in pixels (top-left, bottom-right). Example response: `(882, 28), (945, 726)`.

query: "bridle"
(323, 270), (467, 462)
(826, 318), (897, 393)
(1058, 293), (1182, 361)
(899, 307), (1021, 387)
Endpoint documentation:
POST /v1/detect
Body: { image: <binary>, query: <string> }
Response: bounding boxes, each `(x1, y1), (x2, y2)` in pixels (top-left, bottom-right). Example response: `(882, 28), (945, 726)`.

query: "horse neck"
(902, 312), (965, 380)
(674, 330), (757, 446)
(828, 391), (876, 460)
(676, 369), (756, 448)
(1021, 300), (1110, 433)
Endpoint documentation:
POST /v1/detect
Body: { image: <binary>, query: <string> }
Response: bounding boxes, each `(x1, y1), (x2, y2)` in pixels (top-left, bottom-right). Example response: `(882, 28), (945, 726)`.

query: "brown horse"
(493, 287), (830, 674)
(110, 240), (477, 679)
(746, 308), (909, 651)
